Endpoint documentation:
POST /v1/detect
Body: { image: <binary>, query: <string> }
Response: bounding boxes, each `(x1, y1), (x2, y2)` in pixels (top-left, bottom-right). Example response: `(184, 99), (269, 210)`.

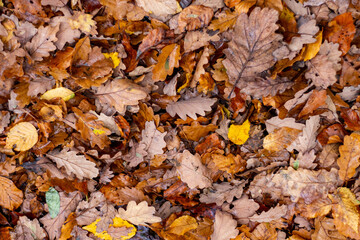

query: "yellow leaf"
(41, 87), (75, 101)
(329, 188), (360, 238)
(228, 120), (250, 145)
(69, 12), (96, 34)
(83, 217), (136, 240)
(234, 0), (256, 14)
(304, 30), (323, 61)
(167, 215), (198, 236)
(208, 10), (238, 33)
(103, 52), (121, 68)
(5, 122), (38, 151)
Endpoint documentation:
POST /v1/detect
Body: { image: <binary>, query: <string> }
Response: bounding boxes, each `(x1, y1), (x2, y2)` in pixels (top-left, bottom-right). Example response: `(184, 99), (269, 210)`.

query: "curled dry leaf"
(178, 5), (214, 32)
(5, 122), (38, 152)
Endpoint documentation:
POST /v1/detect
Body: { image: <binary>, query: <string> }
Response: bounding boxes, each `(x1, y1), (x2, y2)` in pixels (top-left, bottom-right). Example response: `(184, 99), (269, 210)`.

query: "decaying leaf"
(210, 210), (239, 240)
(337, 133), (360, 181)
(152, 44), (181, 82)
(0, 176), (23, 211)
(117, 201), (161, 225)
(5, 122), (38, 151)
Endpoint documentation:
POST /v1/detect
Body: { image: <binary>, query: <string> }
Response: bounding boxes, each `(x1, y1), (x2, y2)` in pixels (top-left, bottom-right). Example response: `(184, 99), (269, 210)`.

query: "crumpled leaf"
(178, 5), (213, 32)
(167, 215), (198, 236)
(139, 121), (167, 159)
(0, 176), (23, 211)
(95, 78), (147, 115)
(239, 77), (294, 98)
(329, 188), (360, 239)
(135, 0), (179, 21)
(25, 24), (59, 61)
(210, 210), (239, 240)
(166, 96), (216, 120)
(223, 195), (260, 224)
(46, 149), (99, 180)
(337, 133), (360, 181)
(305, 41), (342, 88)
(5, 122), (38, 152)
(40, 191), (82, 240)
(249, 204), (288, 223)
(175, 150), (211, 189)
(288, 19), (319, 52)
(46, 187), (60, 219)
(117, 201), (161, 225)
(228, 120), (250, 145)
(223, 7), (282, 89)
(12, 216), (47, 240)
(263, 127), (302, 152)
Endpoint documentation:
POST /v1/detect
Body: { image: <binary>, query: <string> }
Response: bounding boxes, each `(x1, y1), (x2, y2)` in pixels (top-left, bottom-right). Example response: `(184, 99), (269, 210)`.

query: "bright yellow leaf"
(83, 217), (136, 240)
(228, 120), (250, 145)
(5, 122), (38, 151)
(103, 52), (121, 68)
(41, 87), (75, 101)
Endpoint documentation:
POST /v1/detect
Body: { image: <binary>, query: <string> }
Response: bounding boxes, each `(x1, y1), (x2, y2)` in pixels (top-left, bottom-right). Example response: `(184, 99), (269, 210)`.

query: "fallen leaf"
(152, 44), (181, 82)
(228, 120), (251, 145)
(0, 176), (23, 211)
(5, 122), (38, 151)
(337, 133), (360, 181)
(263, 127), (302, 152)
(13, 216), (46, 240)
(46, 187), (60, 218)
(208, 10), (238, 33)
(41, 87), (75, 101)
(135, 0), (179, 21)
(167, 215), (198, 236)
(249, 204), (287, 223)
(178, 5), (213, 32)
(180, 121), (218, 142)
(210, 210), (239, 240)
(117, 201), (161, 225)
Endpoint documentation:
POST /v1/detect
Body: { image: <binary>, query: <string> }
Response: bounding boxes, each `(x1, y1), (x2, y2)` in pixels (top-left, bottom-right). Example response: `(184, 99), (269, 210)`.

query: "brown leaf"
(340, 108), (360, 131)
(72, 107), (111, 149)
(211, 210), (239, 240)
(337, 133), (360, 181)
(249, 204), (287, 223)
(13, 216), (46, 240)
(298, 89), (327, 118)
(152, 44), (181, 82)
(263, 127), (302, 152)
(208, 10), (238, 33)
(178, 5), (213, 32)
(0, 176), (23, 211)
(138, 28), (165, 57)
(180, 121), (217, 142)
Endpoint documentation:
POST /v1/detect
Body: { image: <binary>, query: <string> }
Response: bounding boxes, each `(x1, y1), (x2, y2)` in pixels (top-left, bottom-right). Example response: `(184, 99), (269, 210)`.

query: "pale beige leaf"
(249, 204), (287, 223)
(95, 78), (147, 115)
(222, 7), (282, 88)
(25, 25), (60, 61)
(13, 216), (46, 240)
(184, 30), (219, 53)
(0, 112), (10, 134)
(288, 19), (319, 52)
(40, 191), (82, 240)
(140, 121), (167, 159)
(191, 47), (210, 87)
(135, 0), (179, 20)
(199, 180), (245, 206)
(192, 0), (224, 11)
(5, 122), (38, 151)
(166, 96), (216, 120)
(222, 195), (260, 224)
(76, 192), (106, 226)
(210, 210), (239, 240)
(46, 149), (99, 180)
(176, 150), (212, 189)
(305, 41), (342, 88)
(265, 116), (305, 134)
(117, 201), (161, 225)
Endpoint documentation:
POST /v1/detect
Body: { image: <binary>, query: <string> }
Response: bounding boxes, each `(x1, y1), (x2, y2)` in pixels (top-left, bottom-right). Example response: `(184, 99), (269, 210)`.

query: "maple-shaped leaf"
(222, 7), (282, 90)
(249, 204), (287, 223)
(210, 210), (239, 240)
(199, 180), (245, 206)
(95, 78), (147, 115)
(249, 167), (342, 204)
(25, 24), (60, 61)
(72, 107), (111, 149)
(337, 133), (360, 181)
(40, 191), (82, 240)
(117, 201), (161, 225)
(175, 150), (212, 189)
(329, 188), (360, 239)
(139, 121), (167, 159)
(152, 44), (181, 82)
(305, 41), (342, 88)
(0, 176), (23, 211)
(12, 216), (46, 240)
(166, 96), (216, 120)
(46, 149), (99, 180)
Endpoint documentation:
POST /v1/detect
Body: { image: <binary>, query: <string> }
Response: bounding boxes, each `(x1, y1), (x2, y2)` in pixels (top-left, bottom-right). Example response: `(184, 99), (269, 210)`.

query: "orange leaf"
(152, 44), (181, 82)
(0, 176), (23, 211)
(337, 133), (360, 181)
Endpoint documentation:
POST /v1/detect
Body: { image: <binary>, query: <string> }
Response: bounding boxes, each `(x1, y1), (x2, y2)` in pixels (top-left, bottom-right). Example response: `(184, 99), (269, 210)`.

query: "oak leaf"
(249, 204), (287, 223)
(135, 0), (179, 21)
(117, 201), (161, 225)
(210, 210), (239, 240)
(223, 195), (260, 224)
(222, 7), (282, 89)
(239, 77), (294, 98)
(208, 10), (238, 33)
(166, 96), (216, 120)
(152, 44), (181, 82)
(184, 30), (220, 53)
(180, 121), (217, 142)
(95, 78), (147, 115)
(13, 216), (46, 240)
(25, 24), (59, 61)
(46, 149), (99, 180)
(139, 121), (167, 159)
(0, 176), (23, 211)
(337, 133), (360, 181)
(175, 150), (212, 189)
(167, 215), (198, 235)
(288, 19), (319, 52)
(40, 191), (82, 240)
(263, 127), (302, 152)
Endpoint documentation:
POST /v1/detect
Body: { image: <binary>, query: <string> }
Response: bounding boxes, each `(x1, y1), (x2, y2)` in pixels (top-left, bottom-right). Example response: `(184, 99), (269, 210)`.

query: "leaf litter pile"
(3, 0), (360, 239)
